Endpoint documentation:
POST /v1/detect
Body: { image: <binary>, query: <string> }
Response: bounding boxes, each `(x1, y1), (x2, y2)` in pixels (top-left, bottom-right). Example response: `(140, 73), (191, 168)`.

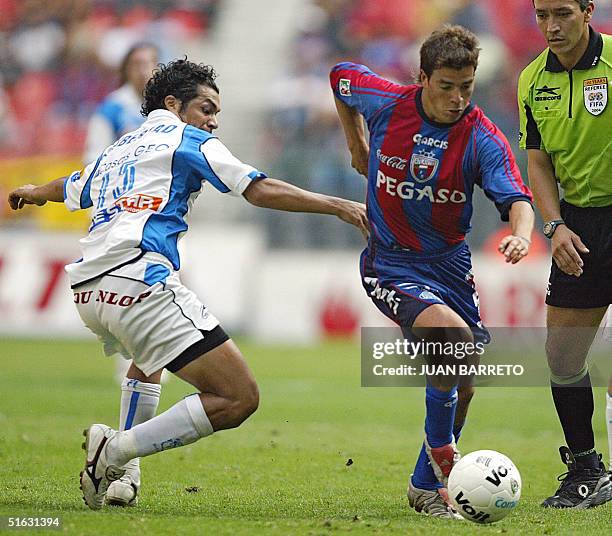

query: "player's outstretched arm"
(498, 200), (534, 264)
(333, 97), (369, 178)
(8, 178), (66, 210)
(527, 149), (588, 277)
(243, 178), (369, 239)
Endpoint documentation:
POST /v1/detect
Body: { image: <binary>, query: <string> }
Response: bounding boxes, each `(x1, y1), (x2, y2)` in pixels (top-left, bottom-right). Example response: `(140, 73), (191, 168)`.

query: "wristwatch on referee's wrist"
(543, 219), (565, 239)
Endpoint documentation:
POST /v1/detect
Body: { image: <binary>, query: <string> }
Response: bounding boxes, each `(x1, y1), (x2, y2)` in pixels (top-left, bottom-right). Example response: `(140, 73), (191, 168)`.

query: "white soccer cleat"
(106, 474), (139, 507)
(408, 479), (464, 519)
(79, 424), (125, 510)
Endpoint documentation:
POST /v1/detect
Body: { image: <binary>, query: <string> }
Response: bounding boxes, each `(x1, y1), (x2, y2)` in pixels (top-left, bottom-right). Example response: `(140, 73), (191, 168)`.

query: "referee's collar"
(545, 26), (603, 72)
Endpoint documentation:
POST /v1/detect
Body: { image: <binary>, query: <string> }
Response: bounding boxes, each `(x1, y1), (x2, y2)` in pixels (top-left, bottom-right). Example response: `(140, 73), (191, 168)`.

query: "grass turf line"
(0, 339), (610, 535)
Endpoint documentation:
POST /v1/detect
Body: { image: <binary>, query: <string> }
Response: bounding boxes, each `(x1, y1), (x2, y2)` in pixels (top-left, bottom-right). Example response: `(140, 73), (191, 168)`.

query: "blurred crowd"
(0, 0), (221, 157)
(263, 0), (612, 248)
(1, 0), (611, 247)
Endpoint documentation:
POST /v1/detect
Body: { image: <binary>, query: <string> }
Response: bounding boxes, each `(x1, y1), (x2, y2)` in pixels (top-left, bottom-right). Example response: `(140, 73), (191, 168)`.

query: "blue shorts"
(360, 242), (490, 343)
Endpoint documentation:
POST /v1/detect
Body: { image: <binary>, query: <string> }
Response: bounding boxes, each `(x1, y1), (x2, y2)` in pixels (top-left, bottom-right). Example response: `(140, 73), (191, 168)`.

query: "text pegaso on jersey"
(376, 170), (467, 204)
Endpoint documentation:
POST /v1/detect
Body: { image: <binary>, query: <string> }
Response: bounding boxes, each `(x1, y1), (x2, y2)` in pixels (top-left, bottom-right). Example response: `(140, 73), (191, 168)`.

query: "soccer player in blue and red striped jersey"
(331, 25), (535, 519)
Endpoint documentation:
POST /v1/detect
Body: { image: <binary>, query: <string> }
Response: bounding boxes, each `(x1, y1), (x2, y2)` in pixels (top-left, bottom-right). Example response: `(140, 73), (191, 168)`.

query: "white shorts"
(73, 257), (224, 376)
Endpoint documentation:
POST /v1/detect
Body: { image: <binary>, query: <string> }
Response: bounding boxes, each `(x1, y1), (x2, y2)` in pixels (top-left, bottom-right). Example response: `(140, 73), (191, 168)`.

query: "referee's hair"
(531, 0), (592, 10)
(420, 25), (480, 79)
(141, 58), (219, 117)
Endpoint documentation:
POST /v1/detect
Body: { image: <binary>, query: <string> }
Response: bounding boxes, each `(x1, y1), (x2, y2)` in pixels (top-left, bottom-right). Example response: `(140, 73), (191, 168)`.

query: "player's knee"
(242, 381), (260, 418)
(227, 381), (259, 428)
(545, 341), (588, 377)
(546, 355), (586, 378)
(457, 384), (475, 406)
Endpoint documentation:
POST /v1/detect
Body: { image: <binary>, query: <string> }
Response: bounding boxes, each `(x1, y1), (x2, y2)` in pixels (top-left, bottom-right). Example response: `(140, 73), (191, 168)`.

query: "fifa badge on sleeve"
(339, 79), (351, 96)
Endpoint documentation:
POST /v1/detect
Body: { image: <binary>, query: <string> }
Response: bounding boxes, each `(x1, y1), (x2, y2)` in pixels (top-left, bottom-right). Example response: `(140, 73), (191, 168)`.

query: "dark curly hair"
(420, 25), (480, 79)
(141, 58), (219, 117)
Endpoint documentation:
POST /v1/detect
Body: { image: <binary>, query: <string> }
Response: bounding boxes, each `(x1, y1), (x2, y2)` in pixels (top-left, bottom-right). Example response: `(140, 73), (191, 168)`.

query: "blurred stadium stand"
(1, 0), (611, 245)
(4, 0), (610, 338)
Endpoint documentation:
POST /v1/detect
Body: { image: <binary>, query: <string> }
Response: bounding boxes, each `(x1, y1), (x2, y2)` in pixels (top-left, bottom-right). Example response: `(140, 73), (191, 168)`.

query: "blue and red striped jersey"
(331, 62), (532, 255)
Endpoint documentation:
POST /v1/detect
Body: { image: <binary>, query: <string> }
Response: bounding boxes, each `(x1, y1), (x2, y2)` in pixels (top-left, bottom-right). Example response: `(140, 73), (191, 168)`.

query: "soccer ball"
(448, 450), (521, 523)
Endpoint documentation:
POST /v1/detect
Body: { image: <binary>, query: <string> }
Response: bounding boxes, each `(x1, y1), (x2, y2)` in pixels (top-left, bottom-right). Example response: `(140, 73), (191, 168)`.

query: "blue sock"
(425, 384), (458, 447)
(411, 443), (442, 490)
(411, 385), (458, 490)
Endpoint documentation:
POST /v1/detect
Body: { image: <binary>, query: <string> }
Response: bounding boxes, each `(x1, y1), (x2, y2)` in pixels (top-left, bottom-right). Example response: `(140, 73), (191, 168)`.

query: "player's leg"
(106, 363), (162, 506)
(542, 304), (612, 508)
(81, 339), (258, 509)
(454, 377), (475, 444)
(360, 249), (467, 518)
(106, 339), (258, 460)
(410, 304), (469, 489)
(407, 304), (470, 519)
(77, 267), (255, 509)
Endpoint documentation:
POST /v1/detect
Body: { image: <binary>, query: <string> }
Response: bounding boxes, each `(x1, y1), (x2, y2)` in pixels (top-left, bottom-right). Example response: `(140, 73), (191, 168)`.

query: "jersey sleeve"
(517, 71), (543, 151)
(63, 157), (100, 212)
(330, 62), (406, 122)
(200, 138), (267, 196)
(475, 119), (533, 221)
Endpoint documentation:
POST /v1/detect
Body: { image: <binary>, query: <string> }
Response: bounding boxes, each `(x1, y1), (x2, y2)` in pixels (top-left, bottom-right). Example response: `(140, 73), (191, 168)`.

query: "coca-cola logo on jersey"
(376, 149), (407, 170)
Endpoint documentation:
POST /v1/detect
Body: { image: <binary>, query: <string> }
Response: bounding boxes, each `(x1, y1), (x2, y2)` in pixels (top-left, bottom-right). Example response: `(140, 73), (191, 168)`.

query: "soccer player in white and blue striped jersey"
(9, 59), (368, 510)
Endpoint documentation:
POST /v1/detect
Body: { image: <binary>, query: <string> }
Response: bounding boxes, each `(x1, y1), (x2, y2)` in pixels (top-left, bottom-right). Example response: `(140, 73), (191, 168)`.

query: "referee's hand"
(551, 225), (589, 277)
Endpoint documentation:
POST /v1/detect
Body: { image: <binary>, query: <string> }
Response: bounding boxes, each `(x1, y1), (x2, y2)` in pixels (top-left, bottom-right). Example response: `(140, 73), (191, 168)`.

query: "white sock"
(108, 394), (213, 467)
(607, 392), (612, 471)
(118, 379), (161, 486)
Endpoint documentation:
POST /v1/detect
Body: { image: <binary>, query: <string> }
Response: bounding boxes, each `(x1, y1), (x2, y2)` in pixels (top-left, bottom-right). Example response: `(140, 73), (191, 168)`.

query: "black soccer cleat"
(541, 446), (612, 509)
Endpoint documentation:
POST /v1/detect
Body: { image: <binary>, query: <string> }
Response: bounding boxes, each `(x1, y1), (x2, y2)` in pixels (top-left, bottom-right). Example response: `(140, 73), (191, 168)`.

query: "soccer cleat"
(541, 446), (612, 509)
(408, 479), (463, 519)
(79, 424), (126, 510)
(424, 438), (461, 487)
(106, 474), (139, 507)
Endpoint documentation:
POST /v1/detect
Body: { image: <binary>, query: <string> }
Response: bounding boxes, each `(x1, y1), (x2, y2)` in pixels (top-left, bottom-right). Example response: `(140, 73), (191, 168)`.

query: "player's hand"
(498, 235), (530, 264)
(337, 200), (369, 240)
(551, 225), (589, 277)
(8, 184), (47, 210)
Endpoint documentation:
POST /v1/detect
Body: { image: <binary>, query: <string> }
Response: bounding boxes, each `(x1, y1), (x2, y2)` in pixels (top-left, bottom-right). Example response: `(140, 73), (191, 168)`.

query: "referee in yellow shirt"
(518, 0), (611, 509)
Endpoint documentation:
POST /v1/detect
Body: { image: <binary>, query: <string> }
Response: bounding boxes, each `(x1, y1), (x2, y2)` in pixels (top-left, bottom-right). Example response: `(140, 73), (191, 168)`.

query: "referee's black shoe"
(541, 447), (612, 509)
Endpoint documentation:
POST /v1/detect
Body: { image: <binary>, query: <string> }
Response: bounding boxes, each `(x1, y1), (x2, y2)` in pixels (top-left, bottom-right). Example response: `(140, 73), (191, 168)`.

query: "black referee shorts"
(546, 200), (612, 308)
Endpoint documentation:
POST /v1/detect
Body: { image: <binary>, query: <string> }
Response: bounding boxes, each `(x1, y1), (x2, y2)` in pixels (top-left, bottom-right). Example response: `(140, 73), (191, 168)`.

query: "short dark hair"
(119, 42), (158, 85)
(420, 25), (480, 79)
(141, 58), (219, 117)
(532, 0), (591, 10)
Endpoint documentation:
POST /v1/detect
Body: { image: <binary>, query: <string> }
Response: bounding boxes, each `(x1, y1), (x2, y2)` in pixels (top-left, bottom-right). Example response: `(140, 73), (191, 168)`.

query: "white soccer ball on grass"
(448, 449), (522, 523)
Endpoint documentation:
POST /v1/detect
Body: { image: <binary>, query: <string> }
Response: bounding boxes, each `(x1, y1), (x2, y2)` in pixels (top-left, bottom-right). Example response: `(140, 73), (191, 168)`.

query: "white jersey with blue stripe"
(64, 109), (266, 288)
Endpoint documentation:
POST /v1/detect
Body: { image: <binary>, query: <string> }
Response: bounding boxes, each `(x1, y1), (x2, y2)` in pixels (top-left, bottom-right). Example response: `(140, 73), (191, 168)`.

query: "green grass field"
(0, 338), (610, 535)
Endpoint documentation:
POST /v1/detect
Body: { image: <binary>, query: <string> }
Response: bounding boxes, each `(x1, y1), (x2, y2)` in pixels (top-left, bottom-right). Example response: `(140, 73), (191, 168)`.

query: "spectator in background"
(83, 42), (158, 163)
(83, 43), (159, 383)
